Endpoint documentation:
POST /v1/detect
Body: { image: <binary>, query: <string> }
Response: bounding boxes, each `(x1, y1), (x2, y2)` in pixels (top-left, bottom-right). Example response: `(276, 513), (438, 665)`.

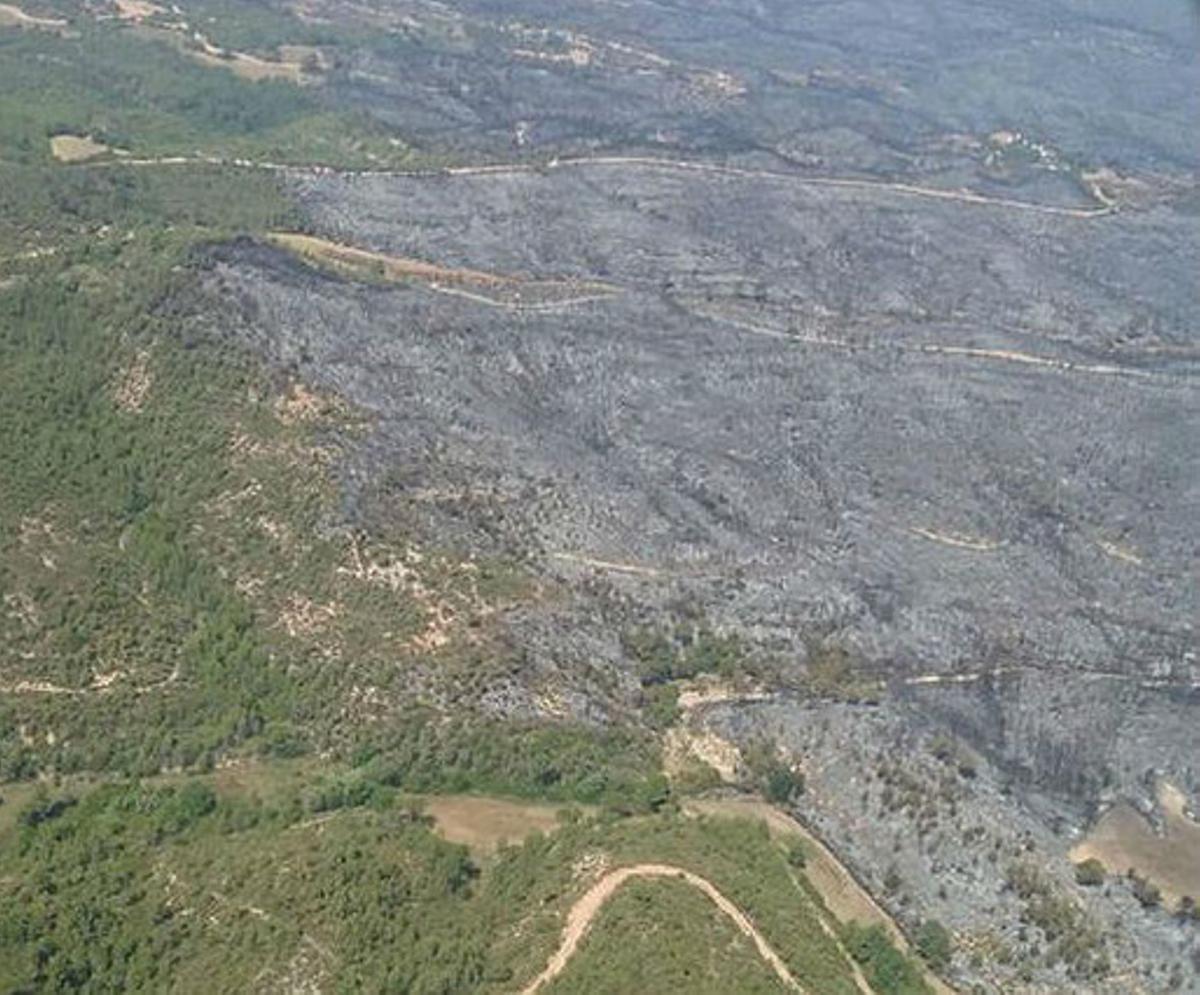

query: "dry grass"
(112, 349), (152, 410)
(424, 795), (570, 853)
(267, 232), (619, 309)
(188, 45), (308, 83)
(1070, 780), (1200, 907)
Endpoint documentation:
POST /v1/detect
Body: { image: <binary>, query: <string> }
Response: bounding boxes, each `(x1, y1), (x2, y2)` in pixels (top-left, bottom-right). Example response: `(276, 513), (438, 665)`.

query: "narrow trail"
(74, 152), (1115, 220)
(548, 552), (669, 577)
(899, 666), (1200, 693)
(518, 863), (804, 994)
(683, 306), (1183, 385)
(0, 664), (180, 697)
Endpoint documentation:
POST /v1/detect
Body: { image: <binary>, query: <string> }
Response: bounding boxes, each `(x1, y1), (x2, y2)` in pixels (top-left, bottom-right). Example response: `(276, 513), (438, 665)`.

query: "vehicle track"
(74, 153), (1115, 219)
(518, 863), (804, 994)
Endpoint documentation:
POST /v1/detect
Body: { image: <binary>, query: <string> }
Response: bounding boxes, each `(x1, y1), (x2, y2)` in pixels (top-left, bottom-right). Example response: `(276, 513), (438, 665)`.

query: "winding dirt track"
(519, 863), (803, 994)
(77, 153), (1113, 220)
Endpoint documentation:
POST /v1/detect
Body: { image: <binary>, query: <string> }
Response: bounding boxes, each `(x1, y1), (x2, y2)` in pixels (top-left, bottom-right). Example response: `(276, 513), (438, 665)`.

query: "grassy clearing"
(424, 794), (578, 854)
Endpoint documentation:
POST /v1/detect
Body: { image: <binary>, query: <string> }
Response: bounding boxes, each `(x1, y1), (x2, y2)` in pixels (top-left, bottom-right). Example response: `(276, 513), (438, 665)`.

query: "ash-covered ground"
(180, 0), (1200, 988)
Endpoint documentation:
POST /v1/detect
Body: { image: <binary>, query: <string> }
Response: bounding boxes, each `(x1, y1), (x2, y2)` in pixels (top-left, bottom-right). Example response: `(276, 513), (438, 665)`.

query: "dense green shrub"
(840, 923), (931, 995)
(914, 919), (953, 971)
(1073, 858), (1106, 887)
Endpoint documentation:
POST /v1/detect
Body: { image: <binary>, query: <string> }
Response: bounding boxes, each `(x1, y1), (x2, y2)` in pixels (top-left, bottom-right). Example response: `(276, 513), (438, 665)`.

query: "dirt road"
(519, 863), (803, 994)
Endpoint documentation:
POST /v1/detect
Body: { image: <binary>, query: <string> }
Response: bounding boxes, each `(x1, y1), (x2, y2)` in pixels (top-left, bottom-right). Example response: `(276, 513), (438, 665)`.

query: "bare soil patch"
(113, 348), (152, 409)
(113, 0), (162, 22)
(1070, 780), (1200, 907)
(424, 795), (570, 853)
(50, 134), (118, 162)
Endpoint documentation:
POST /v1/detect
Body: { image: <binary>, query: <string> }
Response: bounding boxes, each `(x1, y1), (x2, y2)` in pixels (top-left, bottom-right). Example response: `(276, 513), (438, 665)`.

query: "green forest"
(0, 766), (922, 993)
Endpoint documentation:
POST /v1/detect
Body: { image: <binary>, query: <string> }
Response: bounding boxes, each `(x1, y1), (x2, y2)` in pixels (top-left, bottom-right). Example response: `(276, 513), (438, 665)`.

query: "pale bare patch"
(255, 936), (333, 994)
(279, 44), (328, 70)
(512, 42), (594, 67)
(113, 348), (153, 411)
(113, 0), (163, 22)
(229, 428), (272, 461)
(1097, 538), (1143, 566)
(549, 552), (666, 577)
(1069, 780), (1200, 908)
(256, 516), (292, 545)
(274, 381), (341, 425)
(909, 526), (1001, 552)
(687, 68), (746, 99)
(664, 678), (778, 784)
(505, 24), (671, 76)
(278, 594), (339, 639)
(406, 603), (456, 652)
(182, 32), (311, 83)
(1079, 167), (1153, 209)
(526, 688), (572, 720)
(4, 591), (40, 629)
(210, 481), (264, 516)
(425, 795), (568, 854)
(50, 134), (113, 163)
(0, 664), (175, 697)
(336, 535), (464, 653)
(676, 676), (775, 712)
(917, 342), (1149, 379)
(663, 725), (740, 783)
(234, 573), (266, 598)
(571, 850), (610, 882)
(19, 514), (63, 547)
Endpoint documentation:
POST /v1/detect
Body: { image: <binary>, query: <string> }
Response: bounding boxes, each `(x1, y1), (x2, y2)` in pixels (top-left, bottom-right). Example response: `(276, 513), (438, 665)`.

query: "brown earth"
(1070, 780), (1200, 909)
(424, 795), (573, 853)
